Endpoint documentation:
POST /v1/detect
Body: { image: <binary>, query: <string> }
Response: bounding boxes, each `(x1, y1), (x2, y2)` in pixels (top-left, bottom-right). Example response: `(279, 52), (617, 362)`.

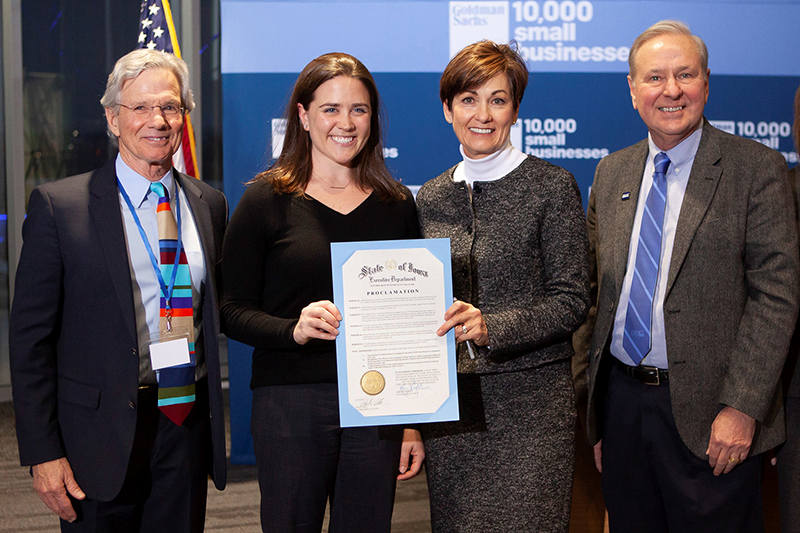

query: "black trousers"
(62, 378), (211, 533)
(251, 383), (403, 533)
(779, 396), (800, 533)
(601, 362), (763, 533)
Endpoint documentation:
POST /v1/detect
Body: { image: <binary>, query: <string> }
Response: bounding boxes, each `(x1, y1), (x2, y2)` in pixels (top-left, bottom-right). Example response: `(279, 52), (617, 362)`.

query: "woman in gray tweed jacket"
(416, 40), (590, 532)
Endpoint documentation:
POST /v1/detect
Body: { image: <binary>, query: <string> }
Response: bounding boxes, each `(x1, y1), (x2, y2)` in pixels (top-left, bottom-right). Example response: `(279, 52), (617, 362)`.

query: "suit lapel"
(177, 173), (215, 281)
(611, 140), (649, 292)
(665, 122), (722, 297)
(89, 160), (138, 344)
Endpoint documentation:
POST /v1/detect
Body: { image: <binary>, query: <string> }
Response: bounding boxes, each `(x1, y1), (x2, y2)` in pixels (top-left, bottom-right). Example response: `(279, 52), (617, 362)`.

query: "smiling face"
(105, 68), (184, 181)
(297, 75), (371, 173)
(444, 73), (518, 160)
(628, 33), (709, 151)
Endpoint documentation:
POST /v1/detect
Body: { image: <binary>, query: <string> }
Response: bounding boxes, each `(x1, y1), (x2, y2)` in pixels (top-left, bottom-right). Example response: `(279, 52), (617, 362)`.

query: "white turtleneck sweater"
(451, 142), (528, 187)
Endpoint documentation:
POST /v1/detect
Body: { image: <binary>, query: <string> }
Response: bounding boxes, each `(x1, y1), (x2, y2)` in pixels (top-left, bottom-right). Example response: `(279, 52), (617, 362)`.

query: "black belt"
(615, 359), (669, 386)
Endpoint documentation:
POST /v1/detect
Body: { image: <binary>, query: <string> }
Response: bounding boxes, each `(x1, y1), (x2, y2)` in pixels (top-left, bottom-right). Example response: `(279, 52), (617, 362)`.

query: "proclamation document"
(331, 238), (459, 427)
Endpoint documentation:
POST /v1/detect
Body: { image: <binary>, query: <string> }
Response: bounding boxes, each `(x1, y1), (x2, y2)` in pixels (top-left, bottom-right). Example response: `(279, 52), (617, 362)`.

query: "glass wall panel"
(22, 1), (223, 195)
(22, 2), (146, 195)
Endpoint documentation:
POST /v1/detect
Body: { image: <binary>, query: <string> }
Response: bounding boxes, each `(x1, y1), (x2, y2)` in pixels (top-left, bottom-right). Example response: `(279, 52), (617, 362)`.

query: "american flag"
(138, 0), (199, 179)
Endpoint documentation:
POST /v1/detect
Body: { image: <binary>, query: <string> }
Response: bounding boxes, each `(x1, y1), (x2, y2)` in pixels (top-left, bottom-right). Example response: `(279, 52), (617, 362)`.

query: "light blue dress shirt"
(116, 155), (206, 384)
(611, 128), (703, 369)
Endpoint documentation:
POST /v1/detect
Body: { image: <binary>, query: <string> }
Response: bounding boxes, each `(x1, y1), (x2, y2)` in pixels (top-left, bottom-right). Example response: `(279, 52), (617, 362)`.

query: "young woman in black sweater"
(221, 53), (424, 533)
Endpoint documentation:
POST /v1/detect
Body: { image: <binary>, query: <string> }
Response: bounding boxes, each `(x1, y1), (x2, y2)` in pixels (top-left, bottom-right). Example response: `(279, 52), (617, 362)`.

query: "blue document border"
(331, 238), (459, 427)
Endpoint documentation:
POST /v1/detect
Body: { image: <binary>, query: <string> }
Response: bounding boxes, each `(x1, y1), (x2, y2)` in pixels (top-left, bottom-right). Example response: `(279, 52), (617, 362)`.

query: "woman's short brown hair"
(440, 40), (528, 112)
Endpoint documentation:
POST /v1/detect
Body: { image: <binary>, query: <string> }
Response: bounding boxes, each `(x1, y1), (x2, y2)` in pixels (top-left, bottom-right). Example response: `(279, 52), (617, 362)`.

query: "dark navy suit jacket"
(10, 159), (228, 500)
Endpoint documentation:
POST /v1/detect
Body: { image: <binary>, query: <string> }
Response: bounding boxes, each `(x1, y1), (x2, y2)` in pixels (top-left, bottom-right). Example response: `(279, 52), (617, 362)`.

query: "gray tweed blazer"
(573, 120), (799, 458)
(785, 165), (800, 400)
(417, 155), (590, 374)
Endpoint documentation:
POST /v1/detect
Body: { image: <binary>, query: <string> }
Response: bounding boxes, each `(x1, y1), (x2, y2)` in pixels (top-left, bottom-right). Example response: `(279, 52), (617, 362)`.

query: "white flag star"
(152, 26), (165, 39)
(146, 40), (157, 50)
(141, 18), (153, 29)
(149, 4), (161, 16)
(138, 31), (147, 43)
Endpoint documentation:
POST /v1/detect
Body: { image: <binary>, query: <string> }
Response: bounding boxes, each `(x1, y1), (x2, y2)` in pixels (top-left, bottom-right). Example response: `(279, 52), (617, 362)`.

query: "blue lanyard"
(117, 178), (184, 311)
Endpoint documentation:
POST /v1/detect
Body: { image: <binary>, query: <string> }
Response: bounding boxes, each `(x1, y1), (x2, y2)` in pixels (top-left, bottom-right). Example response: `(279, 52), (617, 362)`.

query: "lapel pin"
(621, 192), (631, 201)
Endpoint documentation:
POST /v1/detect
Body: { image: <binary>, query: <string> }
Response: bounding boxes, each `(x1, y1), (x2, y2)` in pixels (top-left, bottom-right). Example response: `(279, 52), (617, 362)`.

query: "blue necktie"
(623, 152), (671, 365)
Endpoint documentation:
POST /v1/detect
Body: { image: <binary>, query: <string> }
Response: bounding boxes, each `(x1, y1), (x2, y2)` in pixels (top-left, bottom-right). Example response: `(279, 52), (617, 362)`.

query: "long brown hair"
(254, 53), (405, 201)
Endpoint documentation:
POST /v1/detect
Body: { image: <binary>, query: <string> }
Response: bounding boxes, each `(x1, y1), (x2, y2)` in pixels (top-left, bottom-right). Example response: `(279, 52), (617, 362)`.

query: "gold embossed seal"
(360, 370), (386, 396)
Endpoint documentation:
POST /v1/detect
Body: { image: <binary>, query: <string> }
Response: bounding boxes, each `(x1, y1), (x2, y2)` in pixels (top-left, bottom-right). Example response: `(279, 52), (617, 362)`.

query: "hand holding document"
(331, 238), (459, 427)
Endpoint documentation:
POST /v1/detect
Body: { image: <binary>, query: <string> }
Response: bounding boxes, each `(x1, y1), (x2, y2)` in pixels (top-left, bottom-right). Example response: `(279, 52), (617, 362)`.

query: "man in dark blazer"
(573, 20), (799, 532)
(10, 49), (227, 532)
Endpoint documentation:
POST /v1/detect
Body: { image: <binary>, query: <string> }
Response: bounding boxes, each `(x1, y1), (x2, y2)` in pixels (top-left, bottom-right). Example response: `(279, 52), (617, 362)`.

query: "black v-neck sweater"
(221, 179), (420, 388)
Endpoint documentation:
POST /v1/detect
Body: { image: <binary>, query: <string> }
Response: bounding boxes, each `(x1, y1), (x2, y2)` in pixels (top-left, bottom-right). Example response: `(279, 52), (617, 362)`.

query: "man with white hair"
(574, 20), (798, 532)
(10, 49), (227, 532)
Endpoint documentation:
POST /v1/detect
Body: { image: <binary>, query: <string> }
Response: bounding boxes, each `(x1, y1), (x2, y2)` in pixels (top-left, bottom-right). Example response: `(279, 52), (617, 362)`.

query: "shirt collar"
(647, 126), (703, 175)
(115, 154), (175, 208)
(453, 141), (527, 187)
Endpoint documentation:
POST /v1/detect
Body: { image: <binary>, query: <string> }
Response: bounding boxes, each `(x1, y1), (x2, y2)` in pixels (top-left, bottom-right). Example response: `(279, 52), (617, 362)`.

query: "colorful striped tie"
(151, 182), (196, 425)
(623, 152), (671, 365)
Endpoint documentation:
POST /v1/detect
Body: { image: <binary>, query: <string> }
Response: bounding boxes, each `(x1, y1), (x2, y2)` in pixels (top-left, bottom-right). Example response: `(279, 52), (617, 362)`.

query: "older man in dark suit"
(573, 20), (799, 532)
(10, 49), (227, 532)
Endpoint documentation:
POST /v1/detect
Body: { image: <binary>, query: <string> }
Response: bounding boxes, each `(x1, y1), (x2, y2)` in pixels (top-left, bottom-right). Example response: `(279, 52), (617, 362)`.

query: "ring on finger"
(728, 456), (739, 464)
(462, 325), (468, 334)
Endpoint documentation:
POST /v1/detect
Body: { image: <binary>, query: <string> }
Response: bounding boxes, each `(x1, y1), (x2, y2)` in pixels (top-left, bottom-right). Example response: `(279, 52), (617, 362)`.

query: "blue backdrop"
(221, 0), (800, 464)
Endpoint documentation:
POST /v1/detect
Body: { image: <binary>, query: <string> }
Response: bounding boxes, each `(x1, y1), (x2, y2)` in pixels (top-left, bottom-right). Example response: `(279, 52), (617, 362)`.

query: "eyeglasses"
(118, 102), (185, 117)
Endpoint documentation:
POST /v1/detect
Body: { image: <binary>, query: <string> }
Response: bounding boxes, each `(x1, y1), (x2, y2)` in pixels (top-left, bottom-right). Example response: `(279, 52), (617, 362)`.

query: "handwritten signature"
(355, 398), (385, 409)
(397, 382), (430, 398)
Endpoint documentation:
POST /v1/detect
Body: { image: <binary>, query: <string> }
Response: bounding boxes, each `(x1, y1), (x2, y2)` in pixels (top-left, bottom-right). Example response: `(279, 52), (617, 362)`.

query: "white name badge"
(150, 337), (191, 370)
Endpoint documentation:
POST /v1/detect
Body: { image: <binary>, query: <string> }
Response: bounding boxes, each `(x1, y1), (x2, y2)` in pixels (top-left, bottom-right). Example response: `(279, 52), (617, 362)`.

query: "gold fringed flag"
(137, 0), (200, 179)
